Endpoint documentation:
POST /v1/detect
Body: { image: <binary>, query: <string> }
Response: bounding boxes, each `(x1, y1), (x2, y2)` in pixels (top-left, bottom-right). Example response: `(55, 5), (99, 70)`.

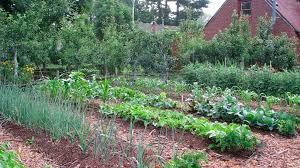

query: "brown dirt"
(1, 122), (134, 168)
(0, 125), (56, 168)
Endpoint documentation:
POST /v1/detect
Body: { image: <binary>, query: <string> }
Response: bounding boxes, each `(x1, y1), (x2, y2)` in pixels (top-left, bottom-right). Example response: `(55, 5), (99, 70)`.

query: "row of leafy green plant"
(182, 63), (300, 96)
(41, 71), (300, 117)
(190, 88), (299, 136)
(101, 102), (258, 152)
(41, 72), (179, 109)
(199, 86), (300, 114)
(111, 87), (178, 109)
(114, 75), (300, 112)
(116, 76), (300, 117)
(113, 76), (190, 96)
(0, 143), (25, 168)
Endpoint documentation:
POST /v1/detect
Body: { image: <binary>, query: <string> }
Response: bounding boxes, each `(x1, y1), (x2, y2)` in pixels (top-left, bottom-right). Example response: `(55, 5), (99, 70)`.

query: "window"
(241, 1), (252, 16)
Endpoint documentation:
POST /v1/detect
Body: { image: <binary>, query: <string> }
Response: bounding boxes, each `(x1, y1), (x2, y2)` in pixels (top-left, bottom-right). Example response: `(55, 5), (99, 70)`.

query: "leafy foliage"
(177, 12), (298, 70)
(0, 143), (25, 168)
(166, 151), (208, 168)
(102, 102), (258, 151)
(182, 63), (300, 96)
(191, 88), (298, 136)
(41, 71), (99, 103)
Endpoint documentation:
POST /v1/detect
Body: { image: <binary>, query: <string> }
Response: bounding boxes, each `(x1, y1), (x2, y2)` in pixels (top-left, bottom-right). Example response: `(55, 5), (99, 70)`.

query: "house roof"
(205, 0), (300, 33)
(269, 0), (300, 33)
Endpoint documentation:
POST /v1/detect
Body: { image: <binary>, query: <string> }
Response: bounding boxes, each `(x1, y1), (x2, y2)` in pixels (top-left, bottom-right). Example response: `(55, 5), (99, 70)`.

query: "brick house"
(204, 0), (300, 57)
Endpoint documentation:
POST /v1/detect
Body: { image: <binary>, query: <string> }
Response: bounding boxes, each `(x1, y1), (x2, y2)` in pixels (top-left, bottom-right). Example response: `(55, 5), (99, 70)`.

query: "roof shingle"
(268, 0), (300, 32)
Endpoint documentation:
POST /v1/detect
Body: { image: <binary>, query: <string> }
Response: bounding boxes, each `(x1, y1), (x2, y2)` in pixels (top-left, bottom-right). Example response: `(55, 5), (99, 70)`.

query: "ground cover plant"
(40, 71), (101, 103)
(190, 87), (298, 136)
(165, 151), (208, 168)
(101, 102), (258, 152)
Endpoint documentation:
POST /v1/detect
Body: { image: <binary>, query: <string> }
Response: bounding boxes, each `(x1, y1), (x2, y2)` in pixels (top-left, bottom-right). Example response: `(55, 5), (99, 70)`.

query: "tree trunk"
(176, 0), (180, 25)
(157, 0), (162, 24)
(131, 63), (137, 85)
(163, 0), (168, 26)
(13, 49), (18, 80)
(132, 0), (136, 24)
(163, 53), (169, 84)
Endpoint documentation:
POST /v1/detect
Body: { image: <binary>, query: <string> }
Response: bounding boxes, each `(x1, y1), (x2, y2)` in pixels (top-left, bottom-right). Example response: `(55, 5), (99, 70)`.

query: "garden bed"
(1, 107), (300, 167)
(1, 73), (300, 167)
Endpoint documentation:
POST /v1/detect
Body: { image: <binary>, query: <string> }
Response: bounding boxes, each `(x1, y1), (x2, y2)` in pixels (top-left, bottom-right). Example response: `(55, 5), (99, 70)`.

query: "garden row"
(102, 102), (258, 152)
(39, 72), (299, 151)
(41, 71), (300, 112)
(190, 88), (299, 136)
(182, 63), (300, 96)
(112, 75), (300, 113)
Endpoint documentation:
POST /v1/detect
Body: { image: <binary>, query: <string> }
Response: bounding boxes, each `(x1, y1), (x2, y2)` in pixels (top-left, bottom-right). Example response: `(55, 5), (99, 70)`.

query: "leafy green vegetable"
(0, 143), (25, 168)
(165, 151), (208, 168)
(101, 102), (258, 152)
(191, 89), (298, 136)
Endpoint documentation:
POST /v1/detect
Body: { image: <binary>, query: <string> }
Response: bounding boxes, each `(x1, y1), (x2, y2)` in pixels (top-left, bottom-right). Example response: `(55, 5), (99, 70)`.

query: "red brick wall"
(204, 0), (238, 40)
(204, 0), (300, 58)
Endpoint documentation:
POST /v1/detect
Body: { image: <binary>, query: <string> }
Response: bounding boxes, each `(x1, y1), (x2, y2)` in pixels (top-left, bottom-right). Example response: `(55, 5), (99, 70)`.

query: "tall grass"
(0, 85), (90, 141)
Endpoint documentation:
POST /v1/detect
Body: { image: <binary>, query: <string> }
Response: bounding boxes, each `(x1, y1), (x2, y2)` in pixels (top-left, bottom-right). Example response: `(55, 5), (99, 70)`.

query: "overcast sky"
(203, 0), (226, 16)
(168, 0), (226, 17)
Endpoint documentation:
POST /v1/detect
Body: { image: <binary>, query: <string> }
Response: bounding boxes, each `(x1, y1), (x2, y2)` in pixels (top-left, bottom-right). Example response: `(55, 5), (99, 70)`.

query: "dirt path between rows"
(0, 125), (57, 168)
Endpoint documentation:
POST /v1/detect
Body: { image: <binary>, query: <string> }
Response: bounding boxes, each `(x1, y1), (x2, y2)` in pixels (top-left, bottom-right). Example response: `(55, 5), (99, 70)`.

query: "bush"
(181, 63), (300, 96)
(178, 11), (298, 70)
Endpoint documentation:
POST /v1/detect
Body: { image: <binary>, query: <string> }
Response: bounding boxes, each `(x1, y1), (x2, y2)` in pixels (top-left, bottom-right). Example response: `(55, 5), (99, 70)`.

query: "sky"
(168, 0), (226, 17)
(203, 0), (226, 16)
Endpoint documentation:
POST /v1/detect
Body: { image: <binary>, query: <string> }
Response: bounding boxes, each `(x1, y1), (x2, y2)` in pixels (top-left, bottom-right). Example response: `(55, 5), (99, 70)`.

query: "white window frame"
(241, 1), (252, 16)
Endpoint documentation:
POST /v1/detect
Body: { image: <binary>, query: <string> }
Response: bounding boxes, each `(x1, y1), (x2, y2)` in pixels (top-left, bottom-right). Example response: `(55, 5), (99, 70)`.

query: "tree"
(0, 8), (40, 78)
(59, 15), (97, 69)
(94, 0), (132, 39)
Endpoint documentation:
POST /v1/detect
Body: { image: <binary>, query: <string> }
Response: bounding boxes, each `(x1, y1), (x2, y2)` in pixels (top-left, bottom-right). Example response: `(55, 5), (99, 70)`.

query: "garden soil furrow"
(0, 125), (56, 168)
(1, 122), (126, 168)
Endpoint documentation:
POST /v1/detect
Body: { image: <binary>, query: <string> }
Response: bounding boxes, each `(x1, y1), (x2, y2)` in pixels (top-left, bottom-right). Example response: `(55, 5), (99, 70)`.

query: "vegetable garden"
(0, 71), (299, 167)
(1, 0), (300, 167)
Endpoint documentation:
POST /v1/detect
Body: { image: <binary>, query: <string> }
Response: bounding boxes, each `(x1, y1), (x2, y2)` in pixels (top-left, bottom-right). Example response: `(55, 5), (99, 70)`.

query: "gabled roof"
(269, 0), (300, 33)
(205, 0), (300, 33)
(204, 0), (229, 28)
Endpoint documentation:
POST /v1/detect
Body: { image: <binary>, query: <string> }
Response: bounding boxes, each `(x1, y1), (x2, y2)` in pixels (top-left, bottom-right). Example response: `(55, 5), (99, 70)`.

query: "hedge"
(181, 64), (300, 96)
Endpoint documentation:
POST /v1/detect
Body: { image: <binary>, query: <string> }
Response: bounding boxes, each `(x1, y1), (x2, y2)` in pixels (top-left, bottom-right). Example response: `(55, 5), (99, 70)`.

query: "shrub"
(181, 63), (300, 96)
(178, 12), (298, 70)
